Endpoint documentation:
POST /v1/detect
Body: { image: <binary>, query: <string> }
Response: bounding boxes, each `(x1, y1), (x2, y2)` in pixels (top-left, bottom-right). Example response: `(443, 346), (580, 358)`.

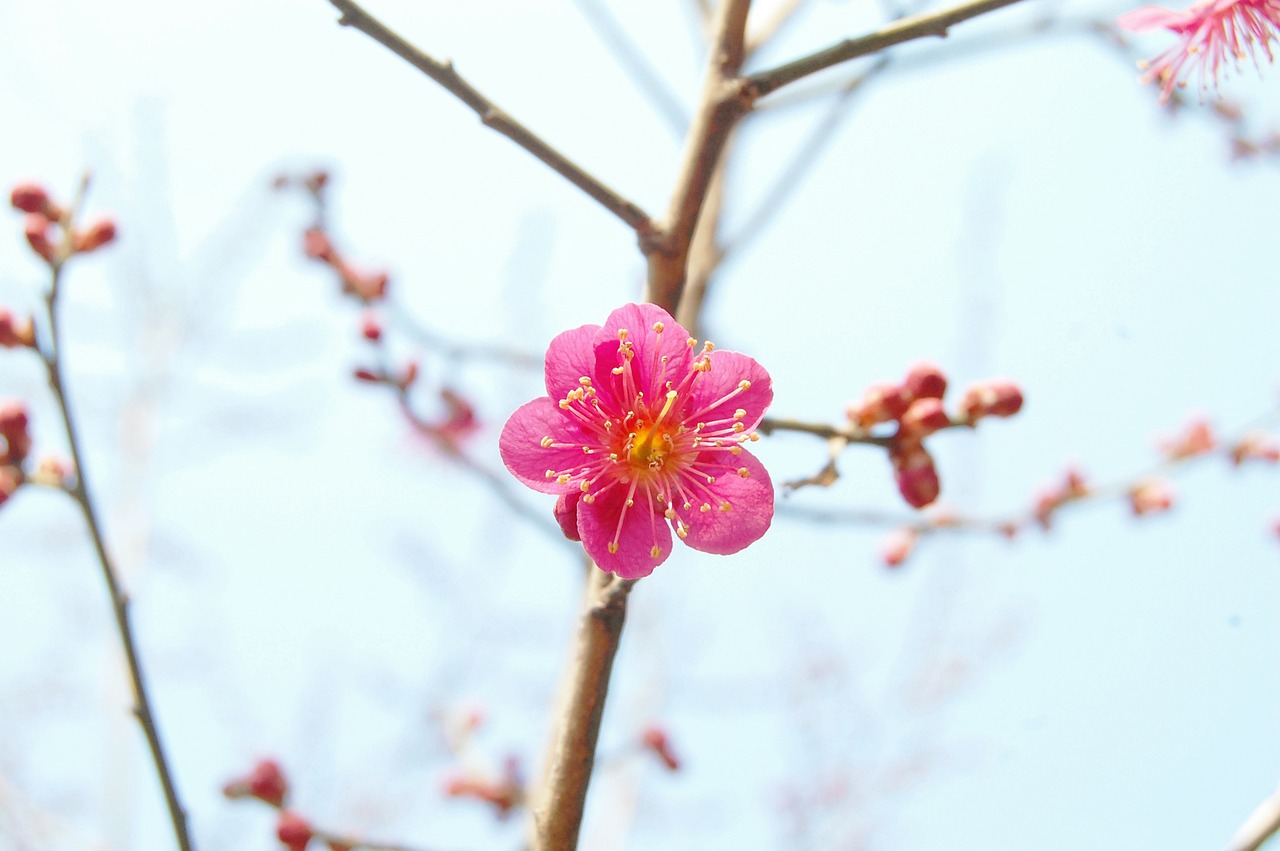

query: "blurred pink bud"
(1129, 479), (1175, 516)
(344, 269), (389, 302)
(22, 213), (56, 262)
(353, 367), (381, 384)
(899, 397), (951, 438)
(1159, 417), (1215, 460)
(0, 466), (21, 508)
(904, 362), (947, 400)
(0, 309), (36, 348)
(439, 388), (478, 440)
(304, 170), (330, 193)
(958, 379), (1024, 422)
(397, 360), (419, 391)
(303, 228), (335, 262)
(846, 381), (910, 429)
(442, 764), (522, 818)
(1231, 432), (1280, 464)
(880, 527), (919, 567)
(891, 441), (940, 509)
(30, 455), (73, 488)
(360, 312), (382, 342)
(641, 725), (682, 771)
(0, 400), (32, 466)
(275, 811), (313, 851)
(72, 218), (117, 253)
(10, 182), (63, 219)
(222, 758), (289, 808)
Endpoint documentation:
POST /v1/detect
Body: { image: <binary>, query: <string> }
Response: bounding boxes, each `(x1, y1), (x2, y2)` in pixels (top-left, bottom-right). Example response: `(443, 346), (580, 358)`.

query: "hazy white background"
(0, 1), (1277, 849)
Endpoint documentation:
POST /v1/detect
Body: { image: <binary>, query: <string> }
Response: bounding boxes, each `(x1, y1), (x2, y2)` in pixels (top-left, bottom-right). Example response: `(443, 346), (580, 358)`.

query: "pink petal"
(594, 303), (694, 401)
(685, 350), (773, 429)
(1117, 4), (1192, 29)
(498, 397), (588, 494)
(544, 323), (599, 400)
(554, 493), (583, 541)
(578, 481), (672, 579)
(677, 450), (774, 555)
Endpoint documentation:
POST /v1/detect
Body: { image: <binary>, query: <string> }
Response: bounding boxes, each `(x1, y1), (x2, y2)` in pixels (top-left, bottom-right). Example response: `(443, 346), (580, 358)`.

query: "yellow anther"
(652, 322), (664, 333)
(608, 541), (619, 554)
(649, 545), (662, 558)
(695, 360), (712, 373)
(686, 337), (697, 348)
(731, 446), (742, 455)
(738, 380), (751, 391)
(719, 502), (733, 512)
(737, 467), (750, 478)
(676, 526), (688, 539)
(540, 436), (554, 448)
(703, 341), (715, 353)
(603, 420), (613, 429)
(583, 493), (596, 504)
(580, 480), (590, 492)
(559, 399), (571, 409)
(749, 433), (760, 442)
(664, 507), (677, 520)
(699, 503), (711, 513)
(734, 408), (746, 419)
(579, 376), (592, 386)
(618, 328), (629, 340)
(556, 474), (572, 485)
(625, 498), (635, 507)
(582, 446), (593, 453)
(706, 475), (716, 484)
(612, 366), (624, 375)
(732, 423), (745, 433)
(545, 470), (556, 479)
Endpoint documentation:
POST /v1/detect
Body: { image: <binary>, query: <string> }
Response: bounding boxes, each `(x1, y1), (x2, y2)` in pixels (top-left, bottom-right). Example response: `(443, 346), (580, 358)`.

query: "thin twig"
(745, 0), (811, 54)
(39, 182), (193, 851)
(568, 0), (689, 135)
(1227, 782), (1280, 851)
(527, 570), (635, 851)
(748, 0), (1032, 97)
(325, 0), (659, 240)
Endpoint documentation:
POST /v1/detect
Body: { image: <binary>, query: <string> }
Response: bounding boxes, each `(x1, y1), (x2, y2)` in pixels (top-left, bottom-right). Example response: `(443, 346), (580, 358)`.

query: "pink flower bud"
(958, 379), (1024, 422)
(1159, 417), (1215, 460)
(1231, 432), (1280, 465)
(1129, 479), (1174, 516)
(904, 362), (947, 400)
(890, 442), (940, 509)
(846, 381), (910, 429)
(30, 455), (73, 488)
(250, 759), (289, 807)
(347, 269), (389, 302)
(554, 493), (583, 541)
(304, 170), (329, 193)
(0, 400), (32, 466)
(397, 360), (419, 390)
(72, 218), (117, 253)
(275, 811), (313, 851)
(0, 466), (21, 508)
(22, 214), (56, 263)
(360, 312), (382, 342)
(880, 527), (919, 567)
(10, 182), (59, 218)
(303, 228), (335, 262)
(899, 397), (951, 437)
(0, 309), (36, 348)
(353, 367), (381, 384)
(641, 725), (681, 771)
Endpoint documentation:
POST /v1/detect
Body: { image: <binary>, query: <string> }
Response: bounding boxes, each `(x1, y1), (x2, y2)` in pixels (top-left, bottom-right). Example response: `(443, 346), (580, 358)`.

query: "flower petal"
(544, 323), (599, 400)
(677, 450), (774, 555)
(594, 303), (694, 402)
(578, 480), (672, 579)
(498, 397), (588, 494)
(685, 349), (773, 430)
(554, 493), (583, 541)
(1117, 4), (1189, 29)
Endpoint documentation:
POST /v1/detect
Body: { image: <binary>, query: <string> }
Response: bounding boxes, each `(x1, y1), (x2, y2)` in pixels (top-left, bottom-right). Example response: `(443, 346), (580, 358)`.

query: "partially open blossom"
(903, 362), (947, 400)
(275, 811), (313, 851)
(1129, 478), (1176, 515)
(72, 218), (117, 253)
(500, 303), (773, 579)
(641, 725), (682, 771)
(958, 379), (1024, 422)
(880, 526), (920, 567)
(0, 308), (36, 349)
(1159, 417), (1216, 459)
(1118, 0), (1280, 102)
(0, 401), (31, 466)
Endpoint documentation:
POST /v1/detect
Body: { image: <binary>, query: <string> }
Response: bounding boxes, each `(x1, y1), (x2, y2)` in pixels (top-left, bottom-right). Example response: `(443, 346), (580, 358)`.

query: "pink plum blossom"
(1118, 0), (1280, 102)
(500, 303), (773, 579)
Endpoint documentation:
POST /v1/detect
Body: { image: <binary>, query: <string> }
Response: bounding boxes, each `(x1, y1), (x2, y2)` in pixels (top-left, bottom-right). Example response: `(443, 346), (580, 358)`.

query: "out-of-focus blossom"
(1118, 0), (1280, 102)
(641, 725), (682, 771)
(1159, 417), (1216, 459)
(0, 401), (31, 467)
(880, 526), (920, 567)
(72, 218), (117, 253)
(903, 362), (948, 400)
(846, 381), (910, 429)
(275, 811), (313, 851)
(890, 440), (940, 509)
(958, 379), (1025, 422)
(500, 303), (773, 579)
(222, 758), (289, 808)
(0, 308), (36, 349)
(1129, 478), (1176, 515)
(1230, 431), (1280, 464)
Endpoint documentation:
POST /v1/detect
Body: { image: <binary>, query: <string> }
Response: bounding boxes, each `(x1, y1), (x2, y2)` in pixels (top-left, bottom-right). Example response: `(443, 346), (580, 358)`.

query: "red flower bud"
(891, 442), (940, 509)
(249, 759), (289, 807)
(0, 309), (36, 349)
(22, 214), (56, 263)
(353, 367), (381, 384)
(899, 397), (951, 437)
(959, 379), (1024, 422)
(360, 312), (382, 342)
(1129, 479), (1174, 516)
(10, 182), (58, 217)
(641, 725), (681, 771)
(846, 381), (910, 429)
(0, 400), (32, 466)
(72, 219), (117, 253)
(904, 362), (947, 400)
(303, 228), (335, 262)
(275, 811), (313, 851)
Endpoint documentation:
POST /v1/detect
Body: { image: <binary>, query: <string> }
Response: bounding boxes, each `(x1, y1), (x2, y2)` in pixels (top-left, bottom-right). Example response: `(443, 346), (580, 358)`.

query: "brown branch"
(39, 182), (193, 851)
(748, 0), (1032, 98)
(1227, 782), (1280, 851)
(527, 570), (635, 851)
(325, 0), (658, 239)
(647, 0), (755, 313)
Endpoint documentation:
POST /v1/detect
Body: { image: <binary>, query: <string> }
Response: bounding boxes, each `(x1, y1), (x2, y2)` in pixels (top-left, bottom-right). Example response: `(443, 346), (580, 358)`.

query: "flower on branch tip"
(1118, 0), (1280, 102)
(499, 303), (774, 579)
(1129, 478), (1176, 515)
(1231, 430), (1280, 463)
(0, 308), (36, 349)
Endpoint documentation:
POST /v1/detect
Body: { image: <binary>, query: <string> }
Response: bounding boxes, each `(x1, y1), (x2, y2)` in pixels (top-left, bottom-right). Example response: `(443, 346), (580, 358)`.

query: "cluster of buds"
(10, 181), (116, 265)
(640, 725), (682, 772)
(847, 363), (1024, 509)
(442, 755), (524, 819)
(223, 759), (356, 851)
(299, 226), (389, 304)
